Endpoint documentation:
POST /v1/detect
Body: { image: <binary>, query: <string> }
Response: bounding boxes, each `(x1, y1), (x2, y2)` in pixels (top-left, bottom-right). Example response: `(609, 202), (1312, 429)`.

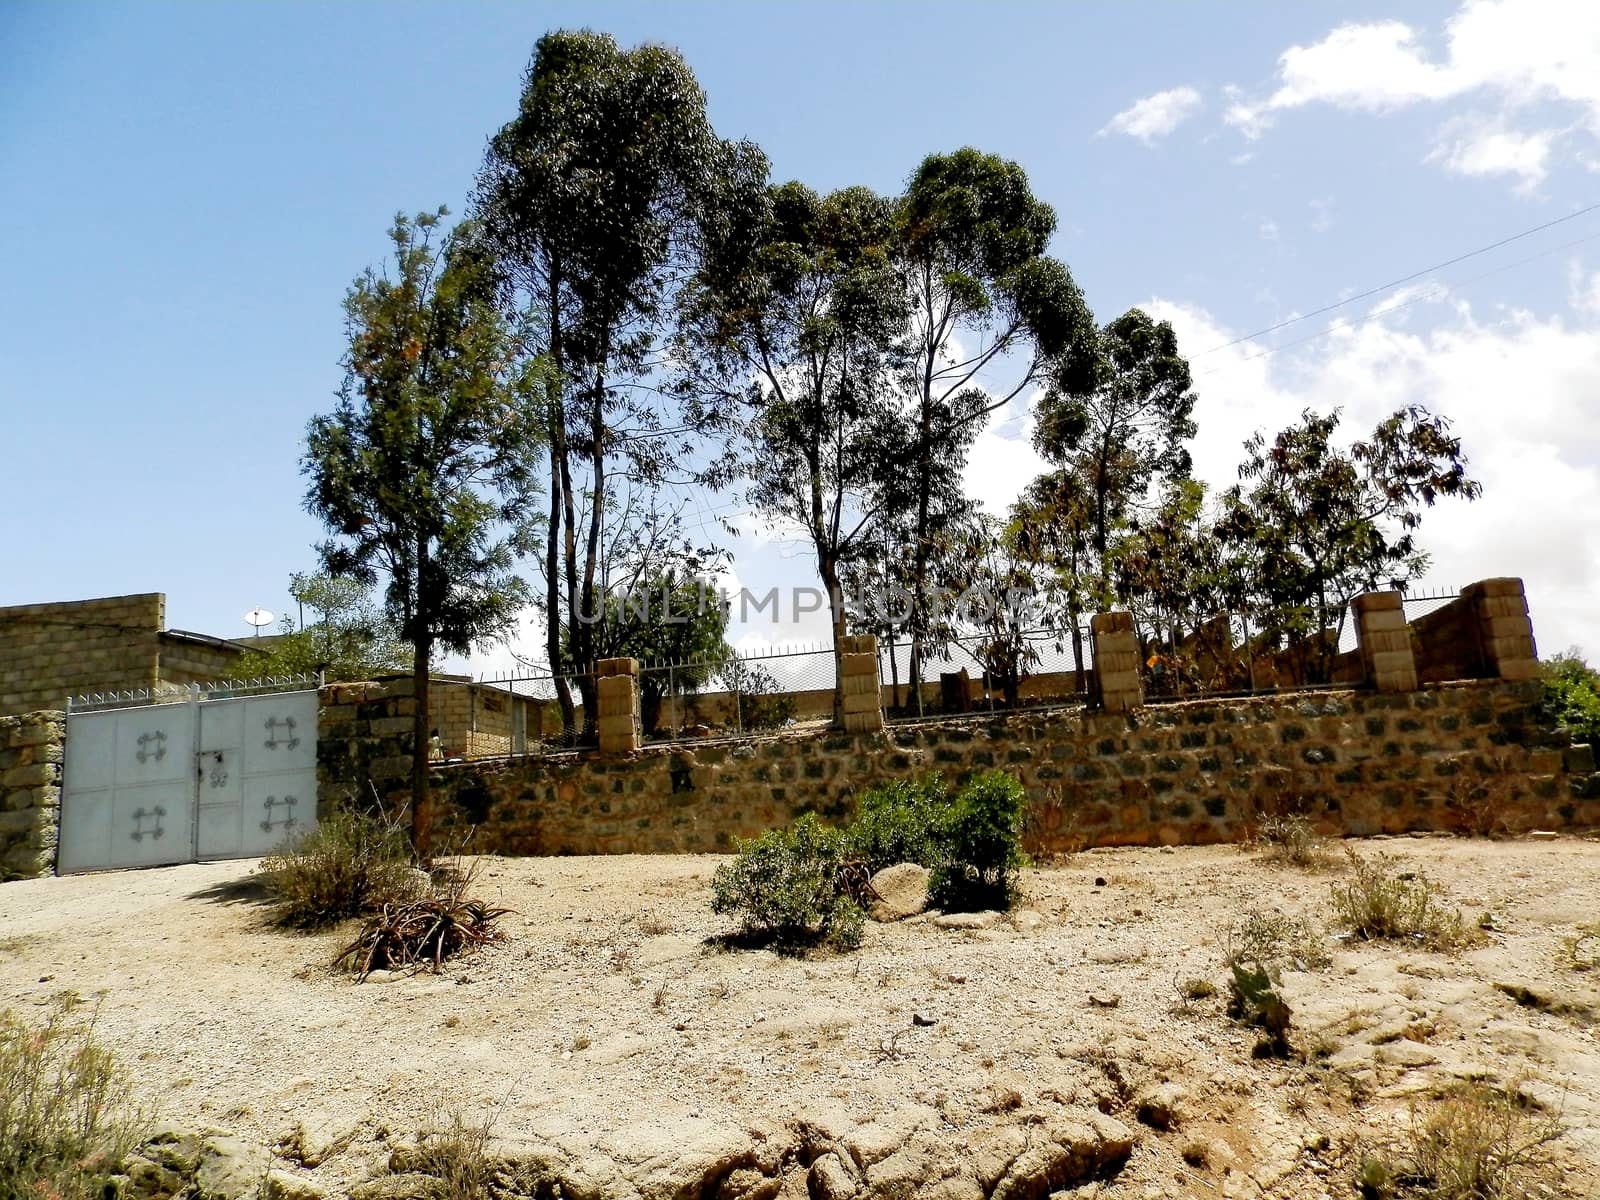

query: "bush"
(927, 771), (1028, 912)
(850, 774), (950, 872)
(1257, 810), (1332, 868)
(1360, 1083), (1563, 1199)
(0, 998), (143, 1200)
(259, 804), (423, 928)
(711, 814), (865, 952)
(1331, 852), (1476, 950)
(1226, 908), (1331, 973)
(1227, 960), (1293, 1057)
(1540, 650), (1600, 747)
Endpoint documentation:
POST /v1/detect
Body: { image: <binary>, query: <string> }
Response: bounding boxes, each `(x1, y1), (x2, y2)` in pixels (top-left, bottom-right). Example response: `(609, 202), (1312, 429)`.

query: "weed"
(1178, 976), (1218, 1001)
(636, 909), (673, 936)
(1360, 1082), (1563, 1199)
(401, 1109), (497, 1200)
(1226, 908), (1332, 973)
(1228, 960), (1293, 1057)
(0, 998), (144, 1200)
(259, 802), (422, 928)
(1331, 852), (1477, 950)
(1564, 923), (1598, 972)
(1258, 810), (1333, 868)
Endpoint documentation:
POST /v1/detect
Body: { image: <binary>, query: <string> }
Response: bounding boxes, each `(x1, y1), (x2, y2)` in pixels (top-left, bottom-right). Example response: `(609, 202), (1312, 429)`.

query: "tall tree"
(474, 30), (753, 735)
(232, 571), (408, 683)
(892, 148), (1096, 698)
(1009, 463), (1099, 691)
(1034, 308), (1198, 602)
(1215, 404), (1482, 680)
(304, 209), (544, 846)
(677, 181), (907, 722)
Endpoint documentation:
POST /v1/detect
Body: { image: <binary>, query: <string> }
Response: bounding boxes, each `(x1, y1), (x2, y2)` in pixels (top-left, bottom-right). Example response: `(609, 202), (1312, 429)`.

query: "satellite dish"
(245, 608), (274, 637)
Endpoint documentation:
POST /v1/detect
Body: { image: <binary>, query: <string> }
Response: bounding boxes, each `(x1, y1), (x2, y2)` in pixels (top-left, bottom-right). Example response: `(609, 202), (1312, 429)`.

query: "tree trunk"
(821, 554), (847, 727)
(410, 629), (432, 862)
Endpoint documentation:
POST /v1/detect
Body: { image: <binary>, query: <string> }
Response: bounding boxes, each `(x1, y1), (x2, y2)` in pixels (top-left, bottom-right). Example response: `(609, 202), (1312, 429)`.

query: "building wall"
(157, 634), (248, 685)
(0, 594), (166, 717)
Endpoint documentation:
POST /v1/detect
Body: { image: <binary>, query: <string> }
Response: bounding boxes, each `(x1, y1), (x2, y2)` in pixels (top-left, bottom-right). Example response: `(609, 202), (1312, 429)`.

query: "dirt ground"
(2, 835), (1597, 1199)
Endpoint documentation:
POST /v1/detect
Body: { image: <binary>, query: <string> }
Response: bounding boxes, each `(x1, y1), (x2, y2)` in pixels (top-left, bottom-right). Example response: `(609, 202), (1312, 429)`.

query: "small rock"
(809, 1151), (859, 1200)
(933, 911), (1000, 931)
(1087, 993), (1121, 1008)
(1134, 1082), (1188, 1131)
(912, 1012), (937, 1027)
(364, 970), (395, 984)
(1094, 877), (1107, 887)
(195, 1135), (270, 1200)
(868, 863), (931, 922)
(1009, 910), (1043, 933)
(263, 1169), (329, 1200)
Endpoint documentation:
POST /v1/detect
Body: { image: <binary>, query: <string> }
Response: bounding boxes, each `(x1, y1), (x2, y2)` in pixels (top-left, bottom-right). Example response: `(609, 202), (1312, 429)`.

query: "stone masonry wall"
(402, 679), (1597, 857)
(0, 710), (64, 879)
(0, 594), (165, 717)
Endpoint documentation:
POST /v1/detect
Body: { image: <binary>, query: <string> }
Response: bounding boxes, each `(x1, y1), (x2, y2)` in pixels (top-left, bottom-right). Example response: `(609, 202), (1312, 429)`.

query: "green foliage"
(710, 814), (865, 952)
(1215, 404), (1481, 680)
(851, 774), (951, 873)
(1540, 650), (1600, 748)
(232, 571), (408, 683)
(719, 661), (796, 732)
(303, 208), (546, 830)
(1227, 959), (1293, 1057)
(1226, 908), (1332, 974)
(927, 770), (1028, 912)
(1331, 852), (1476, 950)
(259, 805), (423, 928)
(0, 997), (143, 1200)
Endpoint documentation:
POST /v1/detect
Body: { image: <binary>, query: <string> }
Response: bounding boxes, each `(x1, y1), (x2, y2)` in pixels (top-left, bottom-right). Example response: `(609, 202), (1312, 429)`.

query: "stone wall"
(407, 678), (1597, 857)
(0, 710), (64, 879)
(157, 632), (249, 685)
(0, 594), (166, 717)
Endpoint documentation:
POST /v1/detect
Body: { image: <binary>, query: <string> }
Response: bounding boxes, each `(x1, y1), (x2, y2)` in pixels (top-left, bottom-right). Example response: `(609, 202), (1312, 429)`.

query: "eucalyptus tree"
(474, 30), (756, 734)
(1214, 404), (1481, 679)
(891, 148), (1097, 697)
(304, 209), (545, 844)
(676, 181), (908, 723)
(1009, 463), (1099, 690)
(1033, 308), (1198, 600)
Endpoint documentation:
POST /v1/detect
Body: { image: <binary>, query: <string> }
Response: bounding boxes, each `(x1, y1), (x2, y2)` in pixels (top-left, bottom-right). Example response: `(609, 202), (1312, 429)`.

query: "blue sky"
(4, 1), (1598, 673)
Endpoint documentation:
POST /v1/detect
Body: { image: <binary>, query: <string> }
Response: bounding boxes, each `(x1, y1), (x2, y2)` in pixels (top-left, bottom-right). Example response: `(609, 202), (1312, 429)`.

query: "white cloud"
(1428, 113), (1557, 192)
(1224, 1), (1600, 186)
(1100, 86), (1204, 144)
(961, 278), (1600, 657)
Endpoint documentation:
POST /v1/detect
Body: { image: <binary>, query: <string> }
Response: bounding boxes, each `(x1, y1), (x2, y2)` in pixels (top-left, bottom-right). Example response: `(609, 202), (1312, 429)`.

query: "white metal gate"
(59, 684), (318, 874)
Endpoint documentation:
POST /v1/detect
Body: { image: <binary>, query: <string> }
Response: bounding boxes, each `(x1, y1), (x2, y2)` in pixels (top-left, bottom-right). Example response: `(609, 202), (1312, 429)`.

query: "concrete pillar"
(1353, 589), (1418, 693)
(838, 634), (884, 734)
(1464, 578), (1539, 682)
(595, 658), (640, 755)
(1090, 612), (1143, 713)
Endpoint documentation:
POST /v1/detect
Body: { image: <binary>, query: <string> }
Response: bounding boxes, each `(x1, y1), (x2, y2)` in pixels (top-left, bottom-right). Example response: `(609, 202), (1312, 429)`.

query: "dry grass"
(259, 802), (423, 928)
(1331, 852), (1478, 951)
(0, 996), (145, 1200)
(334, 864), (510, 980)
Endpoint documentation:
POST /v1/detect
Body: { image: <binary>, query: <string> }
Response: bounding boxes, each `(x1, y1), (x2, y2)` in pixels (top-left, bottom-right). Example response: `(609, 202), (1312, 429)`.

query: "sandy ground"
(2, 836), (1598, 1198)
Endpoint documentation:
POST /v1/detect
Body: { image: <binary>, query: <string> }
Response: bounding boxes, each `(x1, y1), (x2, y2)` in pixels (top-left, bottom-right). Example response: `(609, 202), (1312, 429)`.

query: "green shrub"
(850, 774), (951, 872)
(1226, 908), (1332, 973)
(927, 771), (1028, 912)
(1227, 960), (1293, 1057)
(0, 998), (144, 1200)
(1540, 651), (1600, 747)
(1331, 852), (1476, 950)
(259, 804), (423, 928)
(711, 814), (864, 952)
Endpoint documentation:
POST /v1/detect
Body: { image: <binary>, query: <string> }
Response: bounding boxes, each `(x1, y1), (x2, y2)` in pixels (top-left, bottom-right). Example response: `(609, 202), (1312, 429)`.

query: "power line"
(1196, 226), (1600, 379)
(1200, 199), (1600, 356)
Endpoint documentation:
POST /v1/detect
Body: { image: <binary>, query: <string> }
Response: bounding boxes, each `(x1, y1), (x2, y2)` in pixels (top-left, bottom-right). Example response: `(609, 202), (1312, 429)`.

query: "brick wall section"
(156, 634), (247, 685)
(1467, 578), (1539, 681)
(1091, 612), (1142, 713)
(1410, 595), (1482, 685)
(0, 710), (64, 879)
(407, 679), (1596, 856)
(0, 594), (165, 717)
(839, 634), (884, 733)
(1355, 590), (1418, 693)
(596, 659), (641, 755)
(317, 680), (417, 811)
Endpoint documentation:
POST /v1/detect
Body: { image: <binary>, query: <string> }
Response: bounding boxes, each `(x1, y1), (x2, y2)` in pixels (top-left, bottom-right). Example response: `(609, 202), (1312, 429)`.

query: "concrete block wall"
(839, 634), (884, 733)
(0, 711), (64, 879)
(0, 594), (166, 717)
(1355, 590), (1419, 693)
(1090, 612), (1142, 713)
(595, 659), (641, 754)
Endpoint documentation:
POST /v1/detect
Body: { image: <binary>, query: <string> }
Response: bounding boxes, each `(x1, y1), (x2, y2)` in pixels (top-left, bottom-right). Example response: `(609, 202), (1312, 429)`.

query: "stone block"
(1361, 629), (1411, 655)
(1353, 589), (1404, 614)
(2, 763), (55, 789)
(842, 711), (882, 734)
(1368, 650), (1415, 677)
(368, 716), (414, 737)
(1497, 658), (1540, 682)
(1091, 610), (1134, 635)
(839, 634), (878, 656)
(596, 658), (639, 678)
(1466, 577), (1525, 600)
(596, 714), (638, 739)
(1563, 744), (1596, 774)
(840, 671), (877, 696)
(1097, 669), (1141, 695)
(1096, 649), (1139, 674)
(1480, 615), (1533, 641)
(1483, 634), (1536, 663)
(1359, 609), (1408, 634)
(842, 691), (880, 716)
(1478, 594), (1529, 619)
(838, 652), (878, 681)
